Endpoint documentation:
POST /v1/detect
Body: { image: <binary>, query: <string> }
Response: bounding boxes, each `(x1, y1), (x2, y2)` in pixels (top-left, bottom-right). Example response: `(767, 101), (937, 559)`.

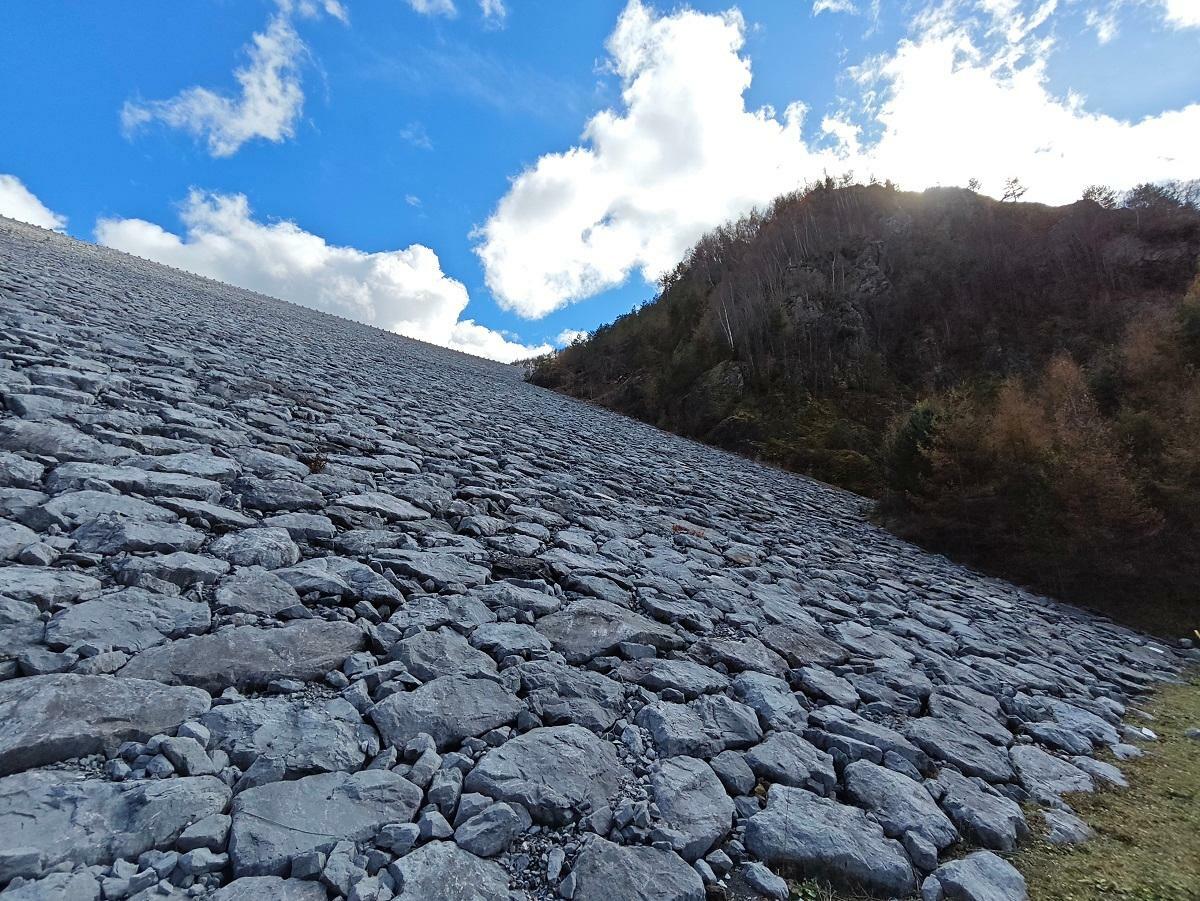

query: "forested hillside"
(529, 182), (1200, 632)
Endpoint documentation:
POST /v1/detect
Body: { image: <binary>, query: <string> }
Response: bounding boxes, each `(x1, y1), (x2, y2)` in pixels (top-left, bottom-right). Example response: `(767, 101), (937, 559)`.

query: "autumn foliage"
(529, 182), (1200, 633)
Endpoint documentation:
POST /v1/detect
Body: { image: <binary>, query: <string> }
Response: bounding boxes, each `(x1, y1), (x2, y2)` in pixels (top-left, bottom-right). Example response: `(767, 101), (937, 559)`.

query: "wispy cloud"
(399, 121), (434, 150)
(121, 0), (342, 157)
(406, 0), (458, 17)
(360, 42), (585, 120)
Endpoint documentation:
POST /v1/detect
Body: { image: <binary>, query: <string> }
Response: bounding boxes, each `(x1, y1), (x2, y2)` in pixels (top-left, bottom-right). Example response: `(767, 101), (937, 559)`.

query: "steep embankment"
(530, 184), (1200, 633)
(0, 216), (1191, 900)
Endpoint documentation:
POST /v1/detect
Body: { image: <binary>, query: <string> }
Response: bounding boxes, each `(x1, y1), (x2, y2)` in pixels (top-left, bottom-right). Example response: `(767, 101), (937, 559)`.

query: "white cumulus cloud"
(0, 175), (67, 231)
(95, 191), (550, 362)
(477, 0), (1200, 318)
(474, 0), (841, 318)
(120, 0), (340, 158)
(1159, 0), (1200, 27)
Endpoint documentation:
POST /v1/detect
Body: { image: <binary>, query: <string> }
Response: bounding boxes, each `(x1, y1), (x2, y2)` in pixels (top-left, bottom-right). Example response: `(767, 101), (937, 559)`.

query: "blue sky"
(1, 0), (1197, 360)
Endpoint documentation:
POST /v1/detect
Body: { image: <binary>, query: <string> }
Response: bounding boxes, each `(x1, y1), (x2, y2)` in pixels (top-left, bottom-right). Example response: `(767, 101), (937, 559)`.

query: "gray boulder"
(210, 876), (328, 901)
(637, 695), (762, 758)
(229, 770), (420, 877)
(71, 516), (205, 554)
(616, 657), (729, 699)
(844, 760), (957, 850)
(649, 756), (734, 861)
(921, 851), (1028, 901)
(111, 552), (230, 588)
(0, 673), (210, 775)
(389, 629), (497, 682)
(566, 837), (704, 901)
(0, 565), (101, 609)
(210, 528), (301, 570)
(214, 568), (303, 617)
(202, 697), (368, 776)
(514, 660), (625, 732)
(23, 490), (176, 531)
(369, 675), (522, 750)
(934, 769), (1027, 851)
(907, 717), (1012, 782)
(464, 725), (627, 825)
(745, 785), (916, 897)
(732, 671), (808, 730)
(452, 802), (531, 857)
(374, 549), (491, 591)
(388, 840), (520, 900)
(535, 599), (682, 663)
(0, 771), (229, 880)
(0, 870), (101, 901)
(1010, 744), (1093, 803)
(45, 588), (211, 654)
(745, 732), (836, 796)
(120, 621), (365, 692)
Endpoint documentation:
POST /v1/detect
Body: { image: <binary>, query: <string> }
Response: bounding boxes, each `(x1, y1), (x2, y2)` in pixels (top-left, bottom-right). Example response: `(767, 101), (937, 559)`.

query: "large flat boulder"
(844, 760), (958, 850)
(745, 785), (917, 897)
(566, 837), (704, 901)
(44, 588), (211, 654)
(0, 566), (101, 609)
(649, 756), (734, 861)
(228, 770), (420, 877)
(369, 675), (522, 751)
(513, 660), (624, 732)
(120, 621), (365, 693)
(0, 673), (211, 775)
(201, 697), (368, 775)
(535, 599), (682, 663)
(0, 771), (229, 880)
(389, 841), (521, 901)
(464, 725), (627, 826)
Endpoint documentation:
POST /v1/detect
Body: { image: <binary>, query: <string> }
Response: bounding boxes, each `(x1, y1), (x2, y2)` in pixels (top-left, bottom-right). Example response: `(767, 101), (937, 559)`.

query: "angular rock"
(374, 549), (490, 591)
(746, 732), (836, 796)
(71, 516), (205, 555)
(452, 802), (531, 857)
(210, 528), (301, 570)
(0, 673), (210, 775)
(210, 877), (329, 901)
(907, 717), (1012, 782)
(616, 657), (729, 699)
(567, 837), (705, 901)
(121, 621), (365, 692)
(388, 840), (520, 901)
(513, 660), (624, 732)
(844, 760), (958, 850)
(369, 675), (522, 750)
(229, 770), (421, 877)
(921, 850), (1028, 901)
(0, 565), (101, 608)
(45, 588), (210, 654)
(464, 725), (627, 825)
(649, 756), (734, 861)
(934, 769), (1027, 851)
(0, 771), (229, 880)
(746, 785), (916, 897)
(213, 568), (303, 617)
(636, 695), (762, 758)
(536, 599), (682, 663)
(202, 697), (368, 776)
(389, 629), (497, 682)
